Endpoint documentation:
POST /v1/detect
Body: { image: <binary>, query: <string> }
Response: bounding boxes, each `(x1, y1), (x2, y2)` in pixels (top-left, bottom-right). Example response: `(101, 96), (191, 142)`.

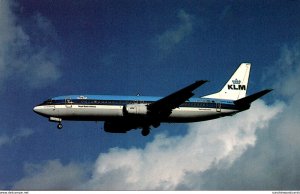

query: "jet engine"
(104, 121), (133, 133)
(124, 104), (148, 115)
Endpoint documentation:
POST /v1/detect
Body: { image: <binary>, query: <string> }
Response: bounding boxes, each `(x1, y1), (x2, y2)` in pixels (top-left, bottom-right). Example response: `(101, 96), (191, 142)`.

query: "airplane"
(33, 63), (272, 136)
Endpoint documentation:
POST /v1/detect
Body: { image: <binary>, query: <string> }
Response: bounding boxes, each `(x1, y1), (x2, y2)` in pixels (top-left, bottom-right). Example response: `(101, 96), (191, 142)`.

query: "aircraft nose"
(33, 106), (41, 114)
(33, 105), (53, 117)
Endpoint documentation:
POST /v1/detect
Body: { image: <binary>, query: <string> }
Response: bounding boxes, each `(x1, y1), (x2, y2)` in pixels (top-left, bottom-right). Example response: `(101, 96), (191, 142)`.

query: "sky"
(1, 0), (300, 190)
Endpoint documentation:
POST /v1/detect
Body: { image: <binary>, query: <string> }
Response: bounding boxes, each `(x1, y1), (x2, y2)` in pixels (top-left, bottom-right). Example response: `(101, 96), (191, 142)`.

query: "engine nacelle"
(124, 104), (148, 115)
(104, 121), (133, 133)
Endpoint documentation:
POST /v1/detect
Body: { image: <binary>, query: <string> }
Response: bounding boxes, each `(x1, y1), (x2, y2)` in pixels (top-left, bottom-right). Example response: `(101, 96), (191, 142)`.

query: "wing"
(104, 80), (207, 134)
(147, 80), (208, 116)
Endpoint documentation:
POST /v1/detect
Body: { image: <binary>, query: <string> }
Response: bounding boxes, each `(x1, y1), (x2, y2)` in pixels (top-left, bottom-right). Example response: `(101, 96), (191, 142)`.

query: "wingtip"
(258, 89), (274, 96)
(265, 89), (274, 93)
(196, 80), (209, 84)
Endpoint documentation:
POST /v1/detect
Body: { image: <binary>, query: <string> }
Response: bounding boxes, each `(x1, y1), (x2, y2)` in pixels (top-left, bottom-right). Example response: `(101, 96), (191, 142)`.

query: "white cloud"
(0, 0), (61, 89)
(13, 159), (89, 190)
(80, 100), (282, 190)
(272, 43), (300, 97)
(157, 10), (193, 52)
(0, 128), (33, 148)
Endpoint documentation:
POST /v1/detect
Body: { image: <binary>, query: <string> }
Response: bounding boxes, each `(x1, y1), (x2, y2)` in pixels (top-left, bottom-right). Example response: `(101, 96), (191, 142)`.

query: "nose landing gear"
(49, 117), (63, 130)
(57, 123), (63, 129)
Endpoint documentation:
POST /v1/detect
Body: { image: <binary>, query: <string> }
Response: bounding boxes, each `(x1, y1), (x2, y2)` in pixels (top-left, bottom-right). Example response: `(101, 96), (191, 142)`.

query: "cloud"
(156, 10), (193, 52)
(271, 43), (300, 97)
(0, 0), (61, 89)
(0, 128), (33, 148)
(80, 100), (282, 190)
(13, 159), (89, 190)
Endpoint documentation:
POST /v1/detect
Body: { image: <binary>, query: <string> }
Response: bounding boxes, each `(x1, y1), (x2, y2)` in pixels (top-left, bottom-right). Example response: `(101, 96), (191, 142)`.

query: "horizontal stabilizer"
(234, 89), (273, 106)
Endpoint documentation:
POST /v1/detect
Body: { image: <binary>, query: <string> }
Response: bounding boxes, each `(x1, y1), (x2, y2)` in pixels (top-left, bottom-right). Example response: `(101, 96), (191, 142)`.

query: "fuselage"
(33, 94), (244, 123)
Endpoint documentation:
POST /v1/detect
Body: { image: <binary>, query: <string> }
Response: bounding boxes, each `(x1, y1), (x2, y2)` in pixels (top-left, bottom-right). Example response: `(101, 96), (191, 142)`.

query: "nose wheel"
(49, 117), (63, 130)
(57, 123), (63, 129)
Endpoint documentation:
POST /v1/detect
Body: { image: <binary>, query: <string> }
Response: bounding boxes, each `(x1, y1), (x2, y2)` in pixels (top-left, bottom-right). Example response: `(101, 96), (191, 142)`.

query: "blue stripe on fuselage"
(52, 95), (234, 104)
(52, 95), (161, 102)
(43, 95), (238, 110)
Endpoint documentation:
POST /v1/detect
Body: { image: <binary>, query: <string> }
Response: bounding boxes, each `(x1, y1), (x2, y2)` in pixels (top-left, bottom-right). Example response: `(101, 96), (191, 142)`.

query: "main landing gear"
(141, 127), (150, 136)
(141, 122), (160, 136)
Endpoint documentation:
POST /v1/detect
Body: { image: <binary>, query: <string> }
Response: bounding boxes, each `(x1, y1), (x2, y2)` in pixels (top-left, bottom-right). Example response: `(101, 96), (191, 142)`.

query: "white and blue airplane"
(33, 63), (272, 136)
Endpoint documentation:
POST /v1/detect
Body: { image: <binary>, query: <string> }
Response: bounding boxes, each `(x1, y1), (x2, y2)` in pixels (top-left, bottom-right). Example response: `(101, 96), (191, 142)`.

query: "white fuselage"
(33, 96), (240, 123)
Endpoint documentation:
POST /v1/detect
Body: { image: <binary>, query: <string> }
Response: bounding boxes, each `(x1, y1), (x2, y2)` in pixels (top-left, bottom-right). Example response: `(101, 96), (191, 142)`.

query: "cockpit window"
(43, 99), (53, 105)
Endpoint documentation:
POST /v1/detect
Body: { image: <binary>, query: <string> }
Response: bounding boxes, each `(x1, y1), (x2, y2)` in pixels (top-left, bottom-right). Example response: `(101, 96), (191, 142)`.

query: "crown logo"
(232, 79), (241, 85)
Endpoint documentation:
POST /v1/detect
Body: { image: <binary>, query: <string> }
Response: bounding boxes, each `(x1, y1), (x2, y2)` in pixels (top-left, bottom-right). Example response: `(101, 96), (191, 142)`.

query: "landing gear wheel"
(57, 123), (63, 129)
(141, 128), (150, 136)
(152, 122), (160, 128)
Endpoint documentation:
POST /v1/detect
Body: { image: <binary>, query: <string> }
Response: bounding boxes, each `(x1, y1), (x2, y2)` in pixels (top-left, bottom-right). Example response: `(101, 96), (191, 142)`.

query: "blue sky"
(1, 0), (300, 190)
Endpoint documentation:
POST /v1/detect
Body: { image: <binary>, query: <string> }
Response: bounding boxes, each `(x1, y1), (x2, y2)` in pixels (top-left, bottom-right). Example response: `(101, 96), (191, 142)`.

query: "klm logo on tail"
(227, 79), (246, 90)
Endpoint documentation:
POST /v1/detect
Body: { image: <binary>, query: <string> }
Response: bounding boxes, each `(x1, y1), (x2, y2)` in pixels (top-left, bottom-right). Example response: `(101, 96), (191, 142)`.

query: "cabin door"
(65, 97), (73, 108)
(216, 102), (221, 112)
